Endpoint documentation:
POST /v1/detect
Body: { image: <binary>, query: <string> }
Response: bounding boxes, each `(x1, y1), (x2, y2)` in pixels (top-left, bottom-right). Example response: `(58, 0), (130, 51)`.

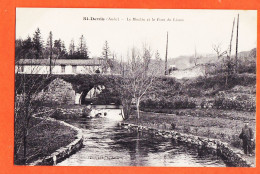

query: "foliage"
(76, 35), (89, 59)
(15, 29), (92, 60)
(183, 73), (256, 93)
(15, 69), (256, 114)
(213, 92), (256, 112)
(32, 28), (44, 59)
(230, 135), (243, 148)
(91, 88), (121, 105)
(102, 41), (111, 73)
(140, 96), (197, 110)
(15, 72), (53, 164)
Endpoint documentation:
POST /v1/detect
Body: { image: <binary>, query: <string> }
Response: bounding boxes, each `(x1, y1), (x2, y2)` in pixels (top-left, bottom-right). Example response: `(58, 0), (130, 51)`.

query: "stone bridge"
(15, 74), (120, 105)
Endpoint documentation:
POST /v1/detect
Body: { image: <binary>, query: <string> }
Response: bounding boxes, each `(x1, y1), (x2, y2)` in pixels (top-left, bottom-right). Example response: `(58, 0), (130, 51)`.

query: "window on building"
(61, 65), (66, 73)
(72, 65), (77, 73)
(18, 65), (24, 73)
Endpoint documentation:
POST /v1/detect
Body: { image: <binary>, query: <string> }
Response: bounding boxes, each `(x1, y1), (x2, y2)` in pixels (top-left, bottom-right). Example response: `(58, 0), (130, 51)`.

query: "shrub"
(140, 96), (197, 110)
(82, 107), (91, 117)
(200, 99), (214, 109)
(183, 126), (191, 133)
(230, 135), (243, 148)
(171, 123), (176, 130)
(213, 93), (255, 112)
(187, 88), (202, 97)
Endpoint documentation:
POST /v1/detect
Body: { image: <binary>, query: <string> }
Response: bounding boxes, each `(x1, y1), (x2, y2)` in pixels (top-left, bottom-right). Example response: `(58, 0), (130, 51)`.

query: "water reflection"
(57, 117), (226, 167)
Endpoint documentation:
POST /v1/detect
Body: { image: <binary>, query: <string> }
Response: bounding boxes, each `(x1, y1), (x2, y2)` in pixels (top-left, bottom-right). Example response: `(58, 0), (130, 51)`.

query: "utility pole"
(49, 31), (53, 74)
(165, 32), (168, 75)
(225, 17), (236, 86)
(235, 14), (239, 73)
(229, 18), (235, 57)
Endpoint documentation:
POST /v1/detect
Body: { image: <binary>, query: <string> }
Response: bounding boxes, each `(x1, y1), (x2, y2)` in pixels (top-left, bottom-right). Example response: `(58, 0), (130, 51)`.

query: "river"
(57, 117), (227, 167)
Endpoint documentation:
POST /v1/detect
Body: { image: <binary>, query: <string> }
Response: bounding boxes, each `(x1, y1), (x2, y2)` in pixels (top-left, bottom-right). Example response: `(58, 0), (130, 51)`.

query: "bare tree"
(212, 43), (228, 71)
(212, 43), (227, 60)
(193, 46), (203, 66)
(212, 43), (234, 86)
(114, 45), (160, 121)
(154, 50), (164, 75)
(14, 58), (54, 164)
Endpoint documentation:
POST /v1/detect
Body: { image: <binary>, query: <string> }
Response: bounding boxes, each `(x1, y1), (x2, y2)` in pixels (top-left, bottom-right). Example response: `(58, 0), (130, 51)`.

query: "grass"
(124, 109), (256, 150)
(14, 116), (78, 165)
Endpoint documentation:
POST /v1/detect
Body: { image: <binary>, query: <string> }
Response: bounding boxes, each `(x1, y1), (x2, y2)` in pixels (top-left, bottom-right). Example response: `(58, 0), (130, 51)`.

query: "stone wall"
(120, 123), (253, 167)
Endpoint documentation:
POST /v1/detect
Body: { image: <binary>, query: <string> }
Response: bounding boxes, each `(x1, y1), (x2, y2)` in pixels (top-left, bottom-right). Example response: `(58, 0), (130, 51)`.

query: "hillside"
(167, 48), (256, 70)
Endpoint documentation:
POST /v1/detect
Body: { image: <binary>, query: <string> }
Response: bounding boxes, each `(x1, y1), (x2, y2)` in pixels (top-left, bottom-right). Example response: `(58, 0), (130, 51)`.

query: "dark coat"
(239, 127), (253, 141)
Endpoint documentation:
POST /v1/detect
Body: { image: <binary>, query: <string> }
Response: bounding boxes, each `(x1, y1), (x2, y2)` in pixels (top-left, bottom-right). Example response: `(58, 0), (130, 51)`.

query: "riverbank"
(29, 116), (83, 165)
(14, 115), (78, 165)
(124, 109), (255, 166)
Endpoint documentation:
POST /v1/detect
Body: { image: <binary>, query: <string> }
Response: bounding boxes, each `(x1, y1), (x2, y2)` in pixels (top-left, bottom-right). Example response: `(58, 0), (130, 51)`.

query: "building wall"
(15, 65), (103, 74)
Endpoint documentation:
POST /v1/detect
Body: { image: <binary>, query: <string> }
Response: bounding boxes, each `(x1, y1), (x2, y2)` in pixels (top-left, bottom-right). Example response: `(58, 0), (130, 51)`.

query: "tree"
(212, 43), (227, 61)
(69, 39), (75, 56)
(102, 41), (111, 73)
(45, 31), (53, 73)
(60, 41), (67, 58)
(14, 68), (53, 164)
(54, 39), (62, 56)
(32, 28), (43, 59)
(154, 50), (164, 75)
(212, 43), (228, 72)
(114, 45), (159, 121)
(15, 39), (24, 60)
(15, 36), (35, 61)
(45, 31), (53, 59)
(212, 43), (233, 86)
(77, 35), (89, 59)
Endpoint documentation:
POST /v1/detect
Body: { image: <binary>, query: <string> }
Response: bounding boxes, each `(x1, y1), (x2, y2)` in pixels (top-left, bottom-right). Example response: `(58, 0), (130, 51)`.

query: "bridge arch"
(79, 85), (105, 105)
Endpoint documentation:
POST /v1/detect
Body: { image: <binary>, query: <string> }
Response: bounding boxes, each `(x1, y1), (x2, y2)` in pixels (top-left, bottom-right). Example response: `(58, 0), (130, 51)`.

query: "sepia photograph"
(14, 8), (257, 167)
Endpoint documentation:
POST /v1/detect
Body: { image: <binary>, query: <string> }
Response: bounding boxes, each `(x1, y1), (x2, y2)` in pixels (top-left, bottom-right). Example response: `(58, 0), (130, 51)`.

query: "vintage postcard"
(14, 8), (257, 168)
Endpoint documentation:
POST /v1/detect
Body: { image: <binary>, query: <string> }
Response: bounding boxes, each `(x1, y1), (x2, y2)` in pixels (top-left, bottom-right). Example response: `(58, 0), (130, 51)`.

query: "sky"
(16, 8), (257, 60)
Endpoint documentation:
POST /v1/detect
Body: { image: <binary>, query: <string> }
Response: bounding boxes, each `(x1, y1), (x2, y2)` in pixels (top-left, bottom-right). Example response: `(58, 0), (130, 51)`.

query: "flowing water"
(57, 117), (227, 167)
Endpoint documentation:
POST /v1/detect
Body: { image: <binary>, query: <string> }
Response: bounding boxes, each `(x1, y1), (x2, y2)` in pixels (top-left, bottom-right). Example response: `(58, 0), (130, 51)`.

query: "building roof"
(16, 59), (104, 66)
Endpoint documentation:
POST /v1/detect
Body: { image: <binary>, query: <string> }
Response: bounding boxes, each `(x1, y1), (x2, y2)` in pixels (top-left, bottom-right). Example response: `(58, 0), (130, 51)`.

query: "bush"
(184, 73), (256, 92)
(140, 96), (197, 110)
(213, 92), (256, 112)
(82, 107), (92, 117)
(230, 135), (243, 148)
(186, 88), (202, 97)
(200, 99), (214, 109)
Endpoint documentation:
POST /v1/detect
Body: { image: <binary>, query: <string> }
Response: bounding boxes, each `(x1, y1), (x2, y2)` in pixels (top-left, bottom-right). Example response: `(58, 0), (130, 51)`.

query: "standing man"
(239, 122), (254, 156)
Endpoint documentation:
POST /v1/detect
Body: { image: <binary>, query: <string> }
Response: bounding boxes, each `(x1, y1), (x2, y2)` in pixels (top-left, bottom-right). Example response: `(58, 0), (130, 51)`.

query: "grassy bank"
(14, 116), (77, 165)
(124, 109), (256, 164)
(125, 109), (255, 147)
